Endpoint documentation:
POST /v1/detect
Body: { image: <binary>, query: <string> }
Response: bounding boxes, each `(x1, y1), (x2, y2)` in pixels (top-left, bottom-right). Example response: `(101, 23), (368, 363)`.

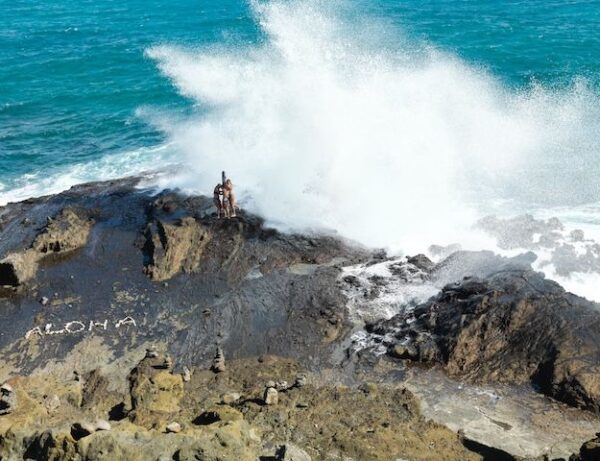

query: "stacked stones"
(145, 346), (159, 359)
(211, 347), (226, 373)
(263, 375), (307, 406)
(182, 366), (191, 382)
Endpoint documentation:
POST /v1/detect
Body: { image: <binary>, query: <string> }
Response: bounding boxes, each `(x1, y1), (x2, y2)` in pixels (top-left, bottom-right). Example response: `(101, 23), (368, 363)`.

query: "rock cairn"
(263, 384), (279, 406)
(211, 347), (226, 373)
(145, 346), (159, 359)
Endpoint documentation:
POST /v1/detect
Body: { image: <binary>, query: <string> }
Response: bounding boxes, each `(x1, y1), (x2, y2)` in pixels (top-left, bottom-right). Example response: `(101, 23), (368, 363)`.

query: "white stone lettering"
(25, 326), (44, 339)
(24, 316), (136, 340)
(115, 316), (136, 329)
(44, 323), (65, 335)
(64, 321), (86, 333)
(89, 320), (108, 331)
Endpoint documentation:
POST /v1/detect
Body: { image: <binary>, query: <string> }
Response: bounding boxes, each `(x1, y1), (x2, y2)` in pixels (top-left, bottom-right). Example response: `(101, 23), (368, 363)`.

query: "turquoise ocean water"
(2, 0), (599, 188)
(1, 0), (600, 239)
(0, 0), (254, 193)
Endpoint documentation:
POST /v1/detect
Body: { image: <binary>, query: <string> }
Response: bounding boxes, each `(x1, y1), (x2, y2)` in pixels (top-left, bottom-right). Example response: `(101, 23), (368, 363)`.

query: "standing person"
(213, 183), (224, 218)
(223, 179), (237, 218)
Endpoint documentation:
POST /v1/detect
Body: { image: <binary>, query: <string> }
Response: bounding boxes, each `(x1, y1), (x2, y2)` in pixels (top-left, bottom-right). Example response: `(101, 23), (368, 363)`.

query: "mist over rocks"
(0, 178), (598, 460)
(477, 214), (600, 278)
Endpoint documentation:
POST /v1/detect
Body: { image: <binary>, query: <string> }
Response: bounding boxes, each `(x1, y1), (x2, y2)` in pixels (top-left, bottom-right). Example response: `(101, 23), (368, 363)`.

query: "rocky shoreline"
(0, 178), (599, 460)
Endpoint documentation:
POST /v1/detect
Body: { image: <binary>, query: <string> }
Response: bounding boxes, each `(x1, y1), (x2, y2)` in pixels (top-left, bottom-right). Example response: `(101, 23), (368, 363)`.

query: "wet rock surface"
(0, 207), (93, 287)
(368, 267), (600, 413)
(0, 178), (366, 376)
(0, 178), (598, 460)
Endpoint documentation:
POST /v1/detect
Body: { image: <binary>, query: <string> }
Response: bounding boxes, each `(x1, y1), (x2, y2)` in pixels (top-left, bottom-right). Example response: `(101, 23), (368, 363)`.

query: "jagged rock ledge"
(366, 261), (600, 414)
(0, 178), (599, 460)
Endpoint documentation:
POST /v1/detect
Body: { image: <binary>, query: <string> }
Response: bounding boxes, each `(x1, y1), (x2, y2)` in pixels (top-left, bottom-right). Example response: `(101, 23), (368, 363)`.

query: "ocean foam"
(0, 144), (179, 206)
(2, 0), (600, 303)
(147, 0), (600, 255)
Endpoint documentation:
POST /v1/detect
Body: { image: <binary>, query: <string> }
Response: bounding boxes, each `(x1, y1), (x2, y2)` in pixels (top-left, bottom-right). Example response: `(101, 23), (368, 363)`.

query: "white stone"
(95, 419), (111, 431)
(166, 422), (182, 433)
(264, 387), (279, 405)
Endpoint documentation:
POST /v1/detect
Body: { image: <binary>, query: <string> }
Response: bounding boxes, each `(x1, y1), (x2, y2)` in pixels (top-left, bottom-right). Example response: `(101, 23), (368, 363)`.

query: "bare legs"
(216, 180), (237, 218)
(213, 196), (223, 218)
(227, 191), (237, 217)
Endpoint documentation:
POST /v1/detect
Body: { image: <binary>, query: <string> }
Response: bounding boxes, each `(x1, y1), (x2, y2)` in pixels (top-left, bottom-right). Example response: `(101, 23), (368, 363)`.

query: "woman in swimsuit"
(213, 183), (223, 217)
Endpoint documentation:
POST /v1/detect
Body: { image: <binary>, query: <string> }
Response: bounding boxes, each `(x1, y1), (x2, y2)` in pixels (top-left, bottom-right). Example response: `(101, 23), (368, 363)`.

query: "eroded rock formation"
(0, 207), (93, 287)
(0, 355), (481, 461)
(369, 269), (600, 413)
(0, 179), (598, 460)
(143, 216), (212, 281)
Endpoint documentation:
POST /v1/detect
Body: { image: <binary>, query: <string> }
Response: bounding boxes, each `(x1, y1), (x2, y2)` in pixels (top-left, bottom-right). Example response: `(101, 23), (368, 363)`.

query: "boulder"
(275, 381), (289, 391)
(579, 433), (600, 461)
(221, 392), (241, 405)
(406, 254), (434, 272)
(182, 366), (191, 382)
(294, 374), (307, 388)
(370, 269), (600, 412)
(145, 346), (159, 359)
(71, 421), (96, 440)
(95, 419), (111, 431)
(0, 383), (16, 415)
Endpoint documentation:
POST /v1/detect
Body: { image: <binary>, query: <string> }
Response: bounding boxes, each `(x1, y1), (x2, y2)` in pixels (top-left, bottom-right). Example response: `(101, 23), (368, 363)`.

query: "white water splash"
(147, 0), (600, 254)
(0, 144), (179, 206)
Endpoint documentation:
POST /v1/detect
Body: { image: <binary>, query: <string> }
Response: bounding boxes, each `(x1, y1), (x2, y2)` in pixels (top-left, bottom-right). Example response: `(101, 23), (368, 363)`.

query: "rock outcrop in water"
(368, 267), (600, 413)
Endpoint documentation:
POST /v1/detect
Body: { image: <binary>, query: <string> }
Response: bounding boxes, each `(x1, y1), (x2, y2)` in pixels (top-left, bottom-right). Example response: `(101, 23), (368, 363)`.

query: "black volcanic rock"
(0, 178), (368, 377)
(370, 267), (600, 413)
(0, 179), (599, 460)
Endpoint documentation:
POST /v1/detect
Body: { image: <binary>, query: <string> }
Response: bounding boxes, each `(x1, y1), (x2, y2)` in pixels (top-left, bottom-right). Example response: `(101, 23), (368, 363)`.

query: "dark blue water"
(0, 0), (599, 203)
